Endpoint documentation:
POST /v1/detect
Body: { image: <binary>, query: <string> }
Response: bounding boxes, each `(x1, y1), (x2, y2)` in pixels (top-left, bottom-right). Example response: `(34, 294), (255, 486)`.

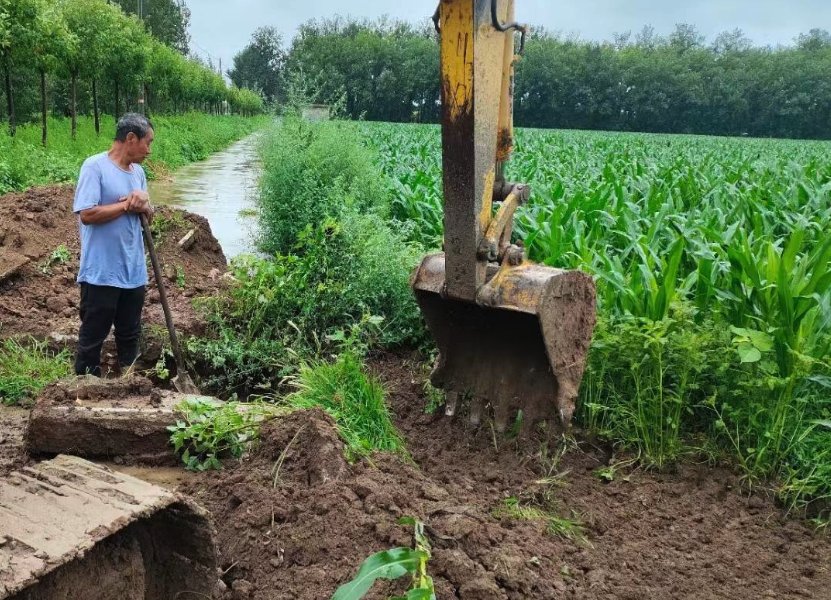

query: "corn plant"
(356, 120), (831, 509)
(331, 517), (436, 600)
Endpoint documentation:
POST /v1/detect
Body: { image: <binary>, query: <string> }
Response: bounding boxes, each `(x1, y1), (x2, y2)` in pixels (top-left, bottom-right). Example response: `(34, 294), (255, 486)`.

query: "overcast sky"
(185, 1), (830, 75)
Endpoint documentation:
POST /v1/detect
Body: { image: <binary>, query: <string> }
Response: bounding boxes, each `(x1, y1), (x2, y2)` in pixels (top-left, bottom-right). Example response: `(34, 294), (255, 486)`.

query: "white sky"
(184, 1), (830, 74)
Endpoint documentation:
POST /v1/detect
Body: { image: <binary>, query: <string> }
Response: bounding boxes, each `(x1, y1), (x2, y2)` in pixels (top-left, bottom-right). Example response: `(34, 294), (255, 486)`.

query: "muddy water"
(148, 133), (262, 260)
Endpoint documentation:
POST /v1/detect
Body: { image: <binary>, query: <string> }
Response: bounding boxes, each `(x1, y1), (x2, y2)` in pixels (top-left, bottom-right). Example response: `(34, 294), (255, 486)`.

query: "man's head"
(114, 113), (154, 163)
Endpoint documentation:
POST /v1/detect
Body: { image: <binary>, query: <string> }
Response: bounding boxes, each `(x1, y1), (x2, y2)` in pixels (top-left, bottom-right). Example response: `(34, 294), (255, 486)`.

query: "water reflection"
(148, 133), (261, 261)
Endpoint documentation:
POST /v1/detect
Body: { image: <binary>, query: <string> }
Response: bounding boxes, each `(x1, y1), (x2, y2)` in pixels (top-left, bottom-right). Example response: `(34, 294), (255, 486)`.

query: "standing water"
(148, 133), (261, 260)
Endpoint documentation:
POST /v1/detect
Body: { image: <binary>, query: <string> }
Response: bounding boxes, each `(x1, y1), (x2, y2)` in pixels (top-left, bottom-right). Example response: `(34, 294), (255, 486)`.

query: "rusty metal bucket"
(412, 252), (596, 433)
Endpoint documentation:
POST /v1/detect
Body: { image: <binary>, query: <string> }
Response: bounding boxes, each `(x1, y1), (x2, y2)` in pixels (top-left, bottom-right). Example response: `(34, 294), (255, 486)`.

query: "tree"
(0, 0), (45, 135)
(228, 26), (285, 103)
(113, 0), (190, 54)
(797, 28), (831, 52)
(669, 23), (705, 54)
(712, 29), (753, 54)
(104, 11), (151, 120)
(635, 25), (661, 51)
(60, 0), (119, 136)
(31, 0), (71, 145)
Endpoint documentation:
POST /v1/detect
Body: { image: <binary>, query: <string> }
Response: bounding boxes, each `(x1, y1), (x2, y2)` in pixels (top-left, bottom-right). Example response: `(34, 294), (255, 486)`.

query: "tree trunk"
(40, 70), (47, 147)
(71, 71), (78, 140)
(93, 78), (100, 135)
(4, 60), (15, 137)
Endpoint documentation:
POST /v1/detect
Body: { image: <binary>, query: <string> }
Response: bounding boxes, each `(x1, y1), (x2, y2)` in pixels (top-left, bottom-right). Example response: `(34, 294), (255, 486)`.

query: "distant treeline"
(234, 17), (831, 139)
(0, 0), (263, 141)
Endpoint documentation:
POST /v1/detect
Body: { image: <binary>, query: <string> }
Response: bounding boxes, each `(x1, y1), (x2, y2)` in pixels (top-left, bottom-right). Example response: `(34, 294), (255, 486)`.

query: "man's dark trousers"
(74, 283), (146, 377)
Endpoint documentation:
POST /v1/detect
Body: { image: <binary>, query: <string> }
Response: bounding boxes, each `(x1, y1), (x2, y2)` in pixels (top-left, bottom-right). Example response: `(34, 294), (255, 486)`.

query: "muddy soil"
(0, 406), (29, 476)
(0, 185), (227, 372)
(182, 353), (831, 600)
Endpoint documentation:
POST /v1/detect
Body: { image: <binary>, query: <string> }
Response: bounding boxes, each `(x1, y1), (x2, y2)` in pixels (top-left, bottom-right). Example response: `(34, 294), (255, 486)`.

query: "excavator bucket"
(0, 455), (218, 600)
(415, 0), (597, 432)
(413, 254), (596, 431)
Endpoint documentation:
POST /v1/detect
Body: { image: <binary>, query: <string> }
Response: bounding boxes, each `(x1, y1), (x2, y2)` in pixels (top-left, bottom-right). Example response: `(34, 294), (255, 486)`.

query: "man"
(73, 113), (155, 377)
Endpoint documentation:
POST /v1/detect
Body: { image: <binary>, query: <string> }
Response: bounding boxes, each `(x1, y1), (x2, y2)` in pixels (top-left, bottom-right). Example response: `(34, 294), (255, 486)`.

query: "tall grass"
(0, 338), (72, 405)
(0, 113), (269, 195)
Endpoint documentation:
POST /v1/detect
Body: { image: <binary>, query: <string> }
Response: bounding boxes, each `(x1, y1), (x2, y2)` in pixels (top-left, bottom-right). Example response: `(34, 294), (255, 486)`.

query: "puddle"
(148, 133), (262, 260)
(101, 462), (195, 490)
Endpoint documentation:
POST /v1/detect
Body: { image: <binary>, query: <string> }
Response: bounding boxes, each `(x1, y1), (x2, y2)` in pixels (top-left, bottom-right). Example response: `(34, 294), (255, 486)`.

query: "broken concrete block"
(25, 377), (223, 463)
(178, 229), (197, 251)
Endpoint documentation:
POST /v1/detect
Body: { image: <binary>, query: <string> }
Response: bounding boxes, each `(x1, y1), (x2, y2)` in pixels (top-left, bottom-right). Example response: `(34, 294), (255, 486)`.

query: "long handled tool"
(140, 212), (201, 395)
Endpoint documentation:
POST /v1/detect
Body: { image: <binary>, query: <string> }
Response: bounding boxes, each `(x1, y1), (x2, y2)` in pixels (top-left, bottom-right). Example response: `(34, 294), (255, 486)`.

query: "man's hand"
(117, 191), (154, 223)
(124, 190), (151, 215)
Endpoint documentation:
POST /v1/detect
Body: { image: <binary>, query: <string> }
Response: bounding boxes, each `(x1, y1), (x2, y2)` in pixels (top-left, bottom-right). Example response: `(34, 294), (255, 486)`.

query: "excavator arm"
(412, 0), (597, 432)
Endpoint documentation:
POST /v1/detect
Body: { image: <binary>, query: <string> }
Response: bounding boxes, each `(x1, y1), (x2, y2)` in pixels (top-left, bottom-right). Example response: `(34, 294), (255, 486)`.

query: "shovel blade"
(172, 371), (201, 395)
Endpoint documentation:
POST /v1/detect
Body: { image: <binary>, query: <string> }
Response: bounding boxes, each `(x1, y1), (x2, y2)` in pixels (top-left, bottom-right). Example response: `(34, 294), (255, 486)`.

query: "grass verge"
(0, 338), (72, 405)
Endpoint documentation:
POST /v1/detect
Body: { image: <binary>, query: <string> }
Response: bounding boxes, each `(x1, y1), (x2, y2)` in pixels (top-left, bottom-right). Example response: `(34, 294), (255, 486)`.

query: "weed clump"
(287, 351), (407, 462)
(0, 338), (72, 405)
(257, 115), (384, 255)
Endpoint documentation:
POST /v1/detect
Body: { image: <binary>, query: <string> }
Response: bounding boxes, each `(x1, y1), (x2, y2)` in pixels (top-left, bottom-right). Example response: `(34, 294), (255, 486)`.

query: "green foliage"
(111, 0), (190, 54)
(38, 244), (71, 274)
(167, 397), (290, 471)
(0, 113), (267, 194)
(365, 122), (831, 510)
(286, 351), (407, 462)
(228, 26), (285, 104)
(288, 17), (439, 124)
(331, 518), (435, 600)
(0, 337), (72, 405)
(580, 306), (730, 468)
(188, 119), (425, 398)
(257, 116), (385, 255)
(282, 18), (831, 138)
(0, 0), (261, 139)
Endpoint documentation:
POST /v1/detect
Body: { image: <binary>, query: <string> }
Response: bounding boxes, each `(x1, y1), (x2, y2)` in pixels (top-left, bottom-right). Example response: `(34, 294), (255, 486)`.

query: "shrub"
(257, 115), (385, 255)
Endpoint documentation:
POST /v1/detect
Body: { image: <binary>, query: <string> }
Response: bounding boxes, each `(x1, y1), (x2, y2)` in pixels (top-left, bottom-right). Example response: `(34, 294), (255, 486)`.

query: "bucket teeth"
(469, 397), (484, 427)
(445, 391), (459, 417)
(493, 402), (512, 433)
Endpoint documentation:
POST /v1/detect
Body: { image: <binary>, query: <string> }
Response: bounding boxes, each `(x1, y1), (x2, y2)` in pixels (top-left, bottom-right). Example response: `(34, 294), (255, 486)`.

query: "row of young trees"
(0, 0), (263, 143)
(230, 17), (831, 139)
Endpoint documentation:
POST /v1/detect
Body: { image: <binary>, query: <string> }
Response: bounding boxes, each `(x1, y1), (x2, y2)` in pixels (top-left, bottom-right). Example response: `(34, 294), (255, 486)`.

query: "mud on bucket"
(412, 252), (597, 434)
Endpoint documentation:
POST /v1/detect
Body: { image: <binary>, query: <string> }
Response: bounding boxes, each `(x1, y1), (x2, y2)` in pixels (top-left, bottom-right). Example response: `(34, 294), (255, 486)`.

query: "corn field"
(363, 122), (831, 514)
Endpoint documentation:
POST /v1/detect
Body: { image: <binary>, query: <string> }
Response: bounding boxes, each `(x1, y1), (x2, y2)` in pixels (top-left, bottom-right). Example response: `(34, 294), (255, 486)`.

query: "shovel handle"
(140, 213), (188, 373)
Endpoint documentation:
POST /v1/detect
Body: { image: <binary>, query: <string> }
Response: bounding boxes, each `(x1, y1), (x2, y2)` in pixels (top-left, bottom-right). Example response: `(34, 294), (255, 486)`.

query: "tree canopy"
(268, 17), (831, 139)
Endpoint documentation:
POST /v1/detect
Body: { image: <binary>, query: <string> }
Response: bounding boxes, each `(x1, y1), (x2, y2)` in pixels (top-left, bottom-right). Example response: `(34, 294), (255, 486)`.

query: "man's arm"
(79, 201), (130, 225)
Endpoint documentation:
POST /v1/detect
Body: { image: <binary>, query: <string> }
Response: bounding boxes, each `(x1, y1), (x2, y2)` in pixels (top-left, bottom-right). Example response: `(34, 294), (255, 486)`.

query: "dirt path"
(181, 353), (831, 600)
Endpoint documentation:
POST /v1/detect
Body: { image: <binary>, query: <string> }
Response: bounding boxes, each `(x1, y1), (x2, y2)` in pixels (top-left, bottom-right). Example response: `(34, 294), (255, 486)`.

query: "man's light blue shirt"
(73, 152), (148, 289)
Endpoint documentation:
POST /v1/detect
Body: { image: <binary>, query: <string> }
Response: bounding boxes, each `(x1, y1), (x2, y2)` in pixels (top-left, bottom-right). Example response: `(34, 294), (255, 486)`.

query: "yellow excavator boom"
(413, 0), (597, 432)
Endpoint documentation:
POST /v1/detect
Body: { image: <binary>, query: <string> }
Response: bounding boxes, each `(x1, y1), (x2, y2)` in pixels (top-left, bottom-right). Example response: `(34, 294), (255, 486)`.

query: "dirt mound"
(182, 354), (831, 600)
(0, 185), (227, 371)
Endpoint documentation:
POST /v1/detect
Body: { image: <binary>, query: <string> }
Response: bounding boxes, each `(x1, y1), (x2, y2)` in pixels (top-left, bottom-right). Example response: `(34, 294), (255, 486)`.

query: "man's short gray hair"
(115, 113), (154, 142)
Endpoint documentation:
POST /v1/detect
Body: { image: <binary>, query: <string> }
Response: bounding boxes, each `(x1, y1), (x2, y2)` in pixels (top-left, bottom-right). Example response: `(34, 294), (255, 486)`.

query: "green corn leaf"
(654, 235), (686, 320)
(331, 548), (427, 600)
(781, 229), (804, 274)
